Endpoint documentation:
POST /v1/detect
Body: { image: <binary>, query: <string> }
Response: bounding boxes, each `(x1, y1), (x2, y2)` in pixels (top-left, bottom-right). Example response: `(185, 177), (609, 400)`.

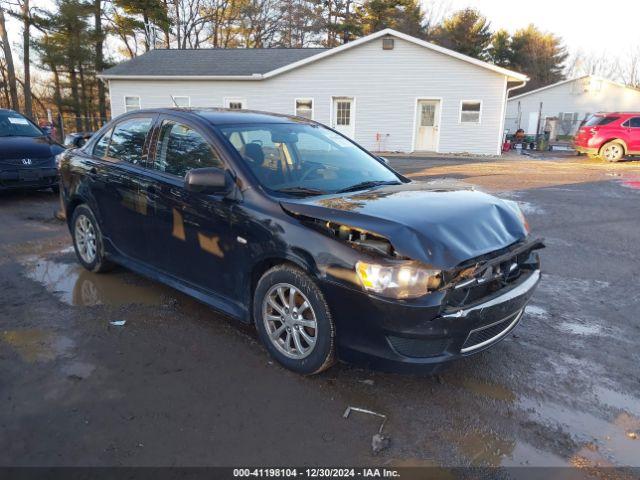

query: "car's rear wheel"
(71, 204), (113, 273)
(600, 141), (625, 162)
(254, 265), (335, 375)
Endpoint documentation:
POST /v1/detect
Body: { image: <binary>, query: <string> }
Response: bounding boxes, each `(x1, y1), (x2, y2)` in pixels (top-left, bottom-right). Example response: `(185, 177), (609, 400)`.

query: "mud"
(1, 155), (640, 471)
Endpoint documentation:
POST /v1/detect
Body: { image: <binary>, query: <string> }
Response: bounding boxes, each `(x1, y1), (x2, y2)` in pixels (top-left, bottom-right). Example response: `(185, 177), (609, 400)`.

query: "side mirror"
(185, 167), (232, 195)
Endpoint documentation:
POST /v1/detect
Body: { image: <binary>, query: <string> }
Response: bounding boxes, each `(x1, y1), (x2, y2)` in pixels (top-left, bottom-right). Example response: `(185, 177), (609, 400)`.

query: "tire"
(599, 141), (625, 162)
(253, 265), (336, 375)
(70, 204), (113, 273)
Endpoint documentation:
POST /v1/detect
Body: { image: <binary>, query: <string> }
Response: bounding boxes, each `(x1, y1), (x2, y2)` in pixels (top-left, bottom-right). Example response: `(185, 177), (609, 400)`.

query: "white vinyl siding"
(109, 37), (509, 154)
(171, 96), (190, 107)
(506, 76), (640, 136)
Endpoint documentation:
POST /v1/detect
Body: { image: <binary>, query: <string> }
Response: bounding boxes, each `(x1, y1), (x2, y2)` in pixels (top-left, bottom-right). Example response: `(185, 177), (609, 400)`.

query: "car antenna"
(170, 95), (179, 108)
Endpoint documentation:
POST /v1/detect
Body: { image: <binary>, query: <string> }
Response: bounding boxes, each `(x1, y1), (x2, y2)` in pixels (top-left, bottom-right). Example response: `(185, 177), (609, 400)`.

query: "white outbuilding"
(100, 29), (528, 155)
(505, 75), (640, 138)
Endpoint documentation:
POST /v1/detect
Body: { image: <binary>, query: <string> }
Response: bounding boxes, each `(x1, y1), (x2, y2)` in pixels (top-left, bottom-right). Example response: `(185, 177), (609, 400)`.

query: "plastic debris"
(109, 320), (126, 326)
(360, 379), (374, 386)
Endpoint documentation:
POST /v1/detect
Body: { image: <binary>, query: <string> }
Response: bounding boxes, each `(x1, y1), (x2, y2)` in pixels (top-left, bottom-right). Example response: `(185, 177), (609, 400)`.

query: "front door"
(414, 100), (440, 151)
(332, 97), (355, 138)
(146, 117), (236, 299)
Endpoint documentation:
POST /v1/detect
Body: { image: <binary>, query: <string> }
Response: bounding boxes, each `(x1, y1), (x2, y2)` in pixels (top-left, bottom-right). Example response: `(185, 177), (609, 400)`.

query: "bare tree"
(0, 4), (19, 110)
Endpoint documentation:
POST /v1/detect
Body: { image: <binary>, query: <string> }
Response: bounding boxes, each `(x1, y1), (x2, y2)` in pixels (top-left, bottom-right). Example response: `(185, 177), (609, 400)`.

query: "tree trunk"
(0, 7), (19, 110)
(94, 0), (107, 124)
(69, 67), (83, 132)
(0, 62), (11, 107)
(78, 62), (91, 131)
(21, 0), (33, 117)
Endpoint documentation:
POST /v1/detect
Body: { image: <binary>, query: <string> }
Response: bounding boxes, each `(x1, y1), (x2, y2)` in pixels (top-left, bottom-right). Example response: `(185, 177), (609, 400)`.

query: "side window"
(106, 118), (153, 165)
(93, 128), (113, 158)
(154, 121), (223, 177)
(629, 117), (640, 128)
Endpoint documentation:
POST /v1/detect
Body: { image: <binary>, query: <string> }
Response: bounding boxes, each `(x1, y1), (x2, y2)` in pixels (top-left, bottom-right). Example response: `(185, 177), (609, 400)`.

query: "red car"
(574, 112), (640, 162)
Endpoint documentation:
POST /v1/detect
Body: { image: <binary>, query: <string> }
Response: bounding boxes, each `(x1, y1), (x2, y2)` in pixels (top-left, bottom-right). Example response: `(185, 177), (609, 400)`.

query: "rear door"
(87, 115), (156, 262)
(145, 116), (236, 298)
(626, 117), (640, 152)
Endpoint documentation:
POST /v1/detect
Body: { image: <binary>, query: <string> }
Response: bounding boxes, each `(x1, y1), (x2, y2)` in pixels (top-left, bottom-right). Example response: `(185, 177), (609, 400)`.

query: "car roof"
(594, 112), (640, 116)
(124, 107), (314, 126)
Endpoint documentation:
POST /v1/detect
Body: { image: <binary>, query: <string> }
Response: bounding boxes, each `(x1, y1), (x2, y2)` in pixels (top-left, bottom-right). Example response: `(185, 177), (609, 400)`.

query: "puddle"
(521, 397), (640, 466)
(525, 305), (549, 318)
(453, 377), (516, 403)
(517, 201), (545, 215)
(594, 386), (640, 419)
(61, 361), (96, 380)
(2, 329), (74, 362)
(454, 430), (516, 466)
(558, 321), (602, 336)
(21, 256), (173, 307)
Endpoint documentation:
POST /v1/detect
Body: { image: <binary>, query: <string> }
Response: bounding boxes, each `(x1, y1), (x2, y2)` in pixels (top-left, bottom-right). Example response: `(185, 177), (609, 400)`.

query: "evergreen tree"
(432, 8), (492, 60)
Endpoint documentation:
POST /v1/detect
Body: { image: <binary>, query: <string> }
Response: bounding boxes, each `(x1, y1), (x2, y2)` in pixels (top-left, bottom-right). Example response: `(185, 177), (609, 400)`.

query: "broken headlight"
(355, 261), (441, 299)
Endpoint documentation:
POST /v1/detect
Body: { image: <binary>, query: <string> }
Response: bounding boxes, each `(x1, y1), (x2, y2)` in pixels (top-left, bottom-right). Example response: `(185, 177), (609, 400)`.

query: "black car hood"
(280, 181), (529, 269)
(0, 135), (64, 160)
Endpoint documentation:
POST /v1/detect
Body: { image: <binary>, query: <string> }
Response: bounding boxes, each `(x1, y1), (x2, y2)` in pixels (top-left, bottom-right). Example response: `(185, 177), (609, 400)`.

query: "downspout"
(498, 78), (528, 155)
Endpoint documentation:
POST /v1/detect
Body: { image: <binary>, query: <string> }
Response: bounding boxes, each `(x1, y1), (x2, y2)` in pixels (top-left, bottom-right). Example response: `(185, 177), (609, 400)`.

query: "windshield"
(218, 123), (402, 196)
(0, 111), (43, 137)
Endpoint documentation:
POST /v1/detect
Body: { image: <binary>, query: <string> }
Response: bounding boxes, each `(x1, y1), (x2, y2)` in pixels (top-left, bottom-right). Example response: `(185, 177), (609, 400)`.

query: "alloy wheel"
(74, 214), (97, 264)
(603, 144), (622, 161)
(262, 283), (318, 359)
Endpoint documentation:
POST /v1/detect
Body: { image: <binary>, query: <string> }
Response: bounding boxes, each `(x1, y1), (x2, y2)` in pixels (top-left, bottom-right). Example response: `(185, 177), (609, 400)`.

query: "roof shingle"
(101, 48), (328, 77)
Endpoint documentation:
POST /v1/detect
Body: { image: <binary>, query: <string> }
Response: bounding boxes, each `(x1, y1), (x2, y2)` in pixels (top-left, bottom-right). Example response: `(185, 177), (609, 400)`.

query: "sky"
(4, 0), (638, 61)
(438, 0), (639, 56)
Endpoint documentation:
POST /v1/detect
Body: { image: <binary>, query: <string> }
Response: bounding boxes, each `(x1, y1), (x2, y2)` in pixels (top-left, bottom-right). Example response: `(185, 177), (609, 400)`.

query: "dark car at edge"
(58, 108), (543, 375)
(0, 109), (64, 192)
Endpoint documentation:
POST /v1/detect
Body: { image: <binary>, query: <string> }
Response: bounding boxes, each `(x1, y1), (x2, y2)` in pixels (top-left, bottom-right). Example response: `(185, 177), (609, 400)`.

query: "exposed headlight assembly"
(356, 261), (441, 299)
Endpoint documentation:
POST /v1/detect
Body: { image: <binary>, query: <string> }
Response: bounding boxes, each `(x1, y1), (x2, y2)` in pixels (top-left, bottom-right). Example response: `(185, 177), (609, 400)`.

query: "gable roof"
(508, 75), (639, 101)
(99, 28), (528, 82)
(100, 48), (328, 78)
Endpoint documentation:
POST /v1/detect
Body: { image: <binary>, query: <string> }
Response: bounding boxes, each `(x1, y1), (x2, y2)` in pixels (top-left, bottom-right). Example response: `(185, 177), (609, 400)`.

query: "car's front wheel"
(600, 141), (625, 162)
(254, 265), (336, 375)
(71, 204), (113, 273)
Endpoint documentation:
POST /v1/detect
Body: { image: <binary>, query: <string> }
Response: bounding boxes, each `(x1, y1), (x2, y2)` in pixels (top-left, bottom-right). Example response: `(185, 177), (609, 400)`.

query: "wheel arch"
(599, 138), (627, 154)
(247, 251), (320, 324)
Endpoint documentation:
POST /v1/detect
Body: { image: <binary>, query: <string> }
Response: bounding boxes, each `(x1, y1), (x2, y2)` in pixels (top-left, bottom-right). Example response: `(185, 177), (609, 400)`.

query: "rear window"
(584, 115), (619, 127)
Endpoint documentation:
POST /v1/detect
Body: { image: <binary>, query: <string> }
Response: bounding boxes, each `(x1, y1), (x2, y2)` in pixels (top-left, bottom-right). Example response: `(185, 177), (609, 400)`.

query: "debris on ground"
(359, 379), (374, 386)
(371, 433), (390, 454)
(343, 406), (389, 455)
(627, 432), (638, 440)
(109, 320), (126, 326)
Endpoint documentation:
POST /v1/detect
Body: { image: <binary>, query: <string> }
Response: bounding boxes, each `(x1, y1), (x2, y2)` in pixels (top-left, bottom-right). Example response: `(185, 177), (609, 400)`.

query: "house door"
(527, 112), (539, 134)
(414, 100), (440, 151)
(332, 97), (355, 138)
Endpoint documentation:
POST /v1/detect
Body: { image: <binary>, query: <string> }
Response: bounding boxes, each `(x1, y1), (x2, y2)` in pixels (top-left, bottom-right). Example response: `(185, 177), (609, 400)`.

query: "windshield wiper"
(336, 180), (401, 194)
(275, 186), (326, 197)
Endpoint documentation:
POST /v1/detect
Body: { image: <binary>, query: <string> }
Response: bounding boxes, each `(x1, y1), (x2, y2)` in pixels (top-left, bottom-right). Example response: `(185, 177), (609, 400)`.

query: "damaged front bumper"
(321, 241), (542, 373)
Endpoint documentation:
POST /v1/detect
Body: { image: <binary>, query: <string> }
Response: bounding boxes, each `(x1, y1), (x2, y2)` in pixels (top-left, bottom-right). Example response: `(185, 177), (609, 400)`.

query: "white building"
(100, 29), (528, 155)
(506, 75), (640, 137)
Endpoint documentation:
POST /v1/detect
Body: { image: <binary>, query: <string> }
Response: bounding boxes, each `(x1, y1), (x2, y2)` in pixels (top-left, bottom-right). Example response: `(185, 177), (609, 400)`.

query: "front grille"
(387, 336), (448, 358)
(0, 157), (54, 167)
(444, 243), (542, 310)
(460, 309), (523, 353)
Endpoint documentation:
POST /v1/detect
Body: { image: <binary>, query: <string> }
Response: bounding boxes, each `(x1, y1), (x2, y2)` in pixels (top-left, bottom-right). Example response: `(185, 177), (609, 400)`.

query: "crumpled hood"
(281, 182), (528, 269)
(0, 136), (63, 161)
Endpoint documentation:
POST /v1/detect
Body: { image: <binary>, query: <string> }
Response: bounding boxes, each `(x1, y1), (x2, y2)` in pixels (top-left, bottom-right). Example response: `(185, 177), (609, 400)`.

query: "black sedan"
(0, 109), (64, 192)
(58, 108), (543, 375)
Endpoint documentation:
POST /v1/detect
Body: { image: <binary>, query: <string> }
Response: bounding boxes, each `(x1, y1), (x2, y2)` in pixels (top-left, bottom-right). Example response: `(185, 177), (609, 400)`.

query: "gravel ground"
(1, 154), (639, 473)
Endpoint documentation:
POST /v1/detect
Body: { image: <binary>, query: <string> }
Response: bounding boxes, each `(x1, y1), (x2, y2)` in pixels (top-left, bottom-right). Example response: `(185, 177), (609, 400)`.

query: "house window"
(124, 96), (141, 112)
(225, 98), (246, 110)
(295, 99), (313, 119)
(172, 96), (190, 108)
(460, 101), (481, 123)
(336, 101), (351, 126)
